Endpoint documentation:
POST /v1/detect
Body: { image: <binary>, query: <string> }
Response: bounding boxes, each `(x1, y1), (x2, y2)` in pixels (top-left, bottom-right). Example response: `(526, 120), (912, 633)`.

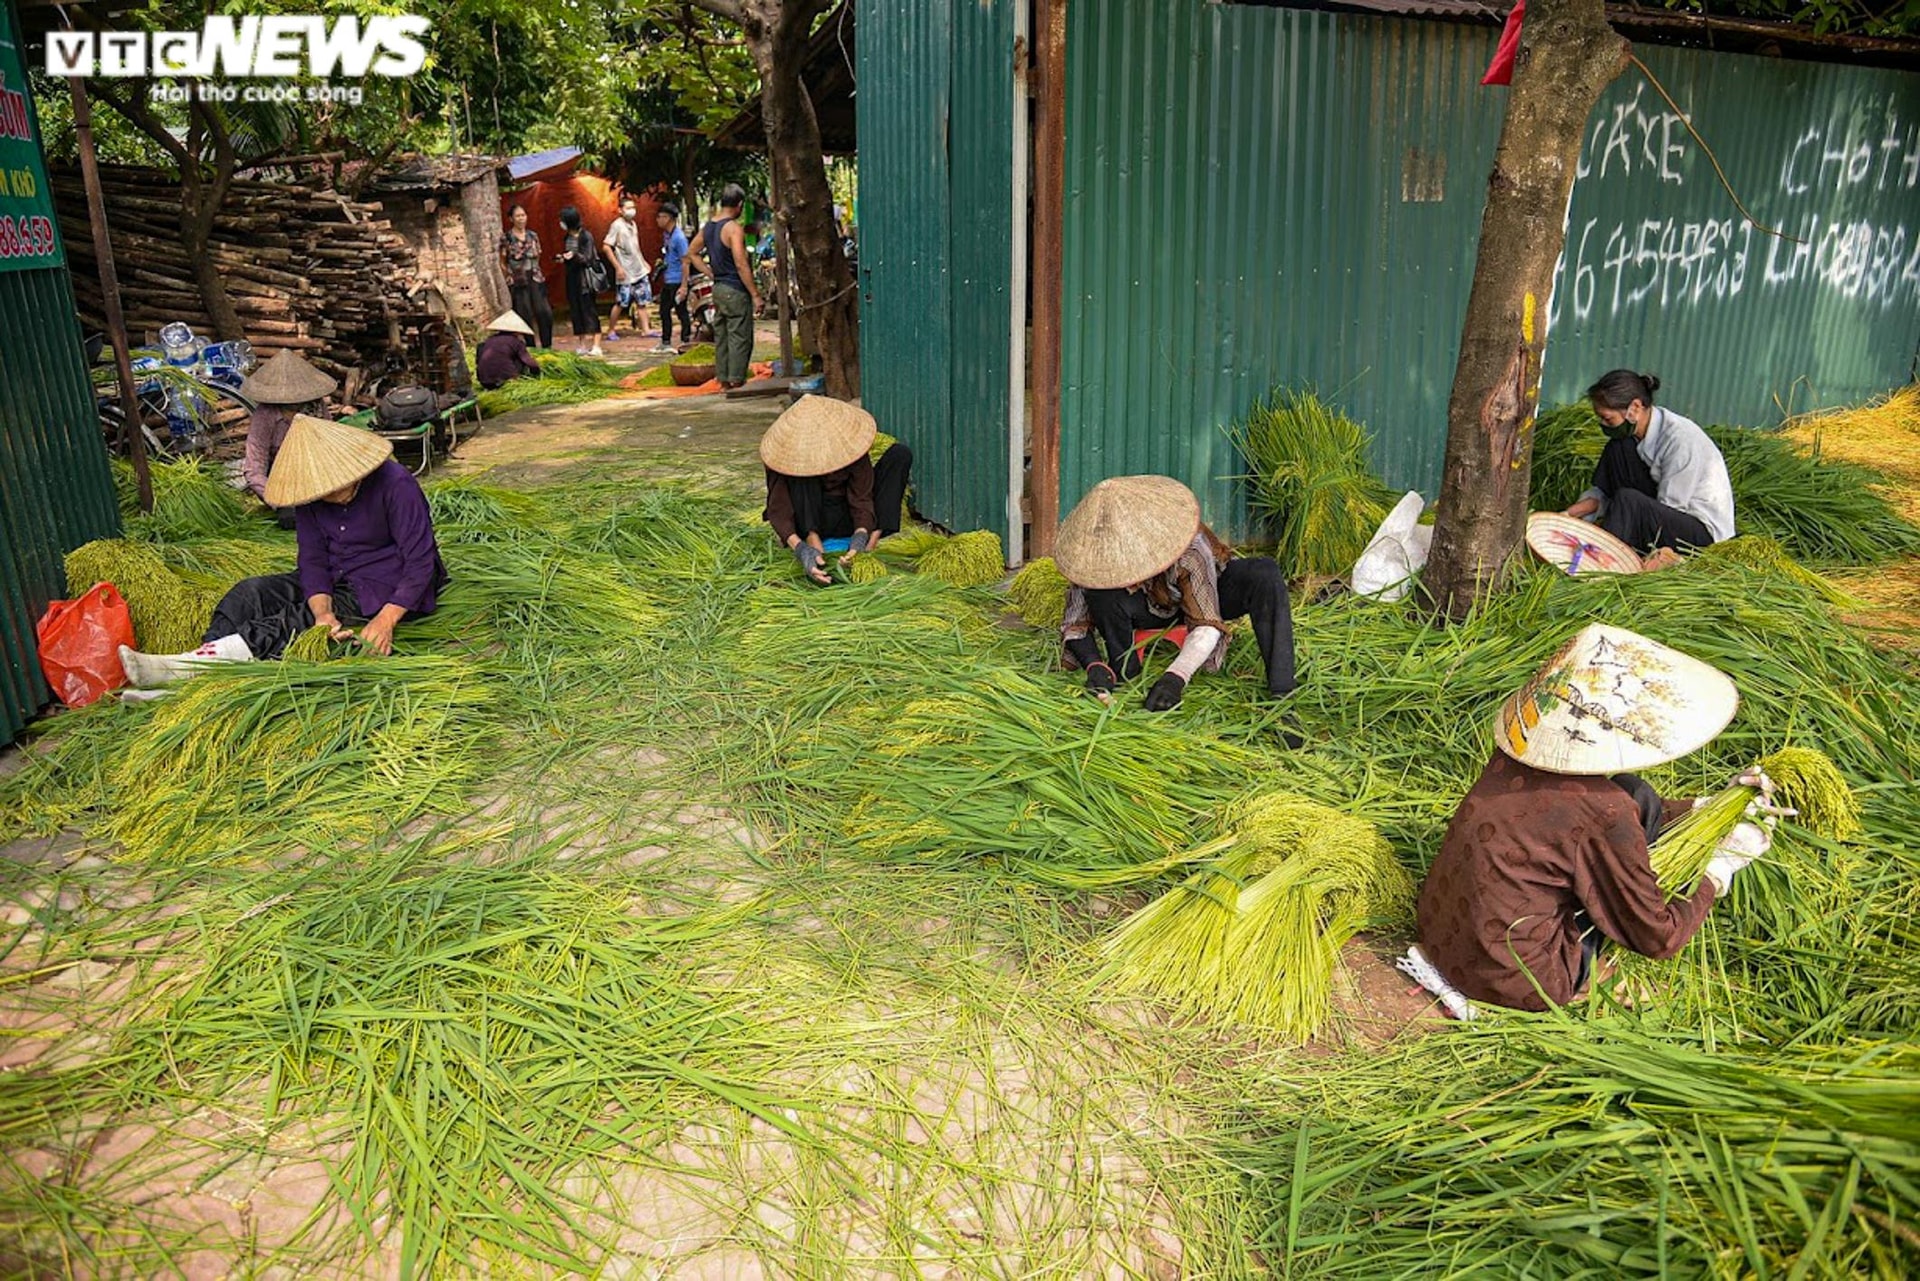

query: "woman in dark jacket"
(557, 205), (604, 358)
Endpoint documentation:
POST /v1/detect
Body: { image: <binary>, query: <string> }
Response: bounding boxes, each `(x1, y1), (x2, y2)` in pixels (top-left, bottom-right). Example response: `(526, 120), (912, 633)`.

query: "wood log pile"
(52, 165), (453, 451)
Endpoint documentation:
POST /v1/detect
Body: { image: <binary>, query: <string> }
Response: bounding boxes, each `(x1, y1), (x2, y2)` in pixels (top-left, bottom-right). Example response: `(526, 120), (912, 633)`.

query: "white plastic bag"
(1351, 490), (1432, 602)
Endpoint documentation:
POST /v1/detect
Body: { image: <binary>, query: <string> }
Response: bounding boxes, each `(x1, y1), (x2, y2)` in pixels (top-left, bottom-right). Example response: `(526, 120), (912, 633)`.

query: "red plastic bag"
(36, 582), (135, 708)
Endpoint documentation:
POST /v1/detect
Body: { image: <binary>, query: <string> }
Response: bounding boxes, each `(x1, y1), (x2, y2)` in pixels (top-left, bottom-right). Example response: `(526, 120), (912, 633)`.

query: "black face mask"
(1601, 416), (1636, 441)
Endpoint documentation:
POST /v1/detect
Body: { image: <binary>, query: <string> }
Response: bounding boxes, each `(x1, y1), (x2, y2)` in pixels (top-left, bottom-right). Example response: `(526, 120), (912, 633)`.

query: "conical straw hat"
(1053, 475), (1201, 590)
(263, 415), (394, 507)
(760, 396), (877, 477)
(241, 349), (338, 405)
(486, 309), (536, 337)
(1526, 511), (1643, 575)
(1495, 623), (1738, 775)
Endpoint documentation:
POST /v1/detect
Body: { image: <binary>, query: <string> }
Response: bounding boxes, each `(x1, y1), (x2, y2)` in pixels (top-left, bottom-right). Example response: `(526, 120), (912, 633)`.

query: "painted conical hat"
(263, 414), (394, 507)
(1495, 623), (1738, 775)
(759, 396), (878, 477)
(1053, 475), (1201, 590)
(1526, 511), (1642, 575)
(486, 309), (536, 337)
(241, 349), (338, 405)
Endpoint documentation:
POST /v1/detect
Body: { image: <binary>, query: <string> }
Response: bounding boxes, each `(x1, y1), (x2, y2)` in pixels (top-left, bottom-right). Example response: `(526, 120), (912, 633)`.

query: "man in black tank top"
(684, 184), (763, 387)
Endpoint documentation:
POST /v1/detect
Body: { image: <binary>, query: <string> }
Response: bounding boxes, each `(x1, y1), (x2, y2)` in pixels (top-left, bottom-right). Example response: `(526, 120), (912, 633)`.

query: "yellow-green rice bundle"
(1695, 536), (1854, 606)
(282, 623), (339, 662)
(918, 530), (1005, 587)
(873, 527), (949, 560)
(1102, 792), (1414, 1040)
(844, 554), (888, 583)
(1008, 557), (1069, 629)
(64, 538), (219, 653)
(154, 536), (294, 592)
(1650, 746), (1858, 896)
(115, 456), (257, 540)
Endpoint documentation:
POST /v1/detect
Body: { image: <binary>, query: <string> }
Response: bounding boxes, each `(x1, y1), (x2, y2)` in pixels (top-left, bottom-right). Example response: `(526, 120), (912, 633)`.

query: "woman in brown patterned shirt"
(498, 204), (553, 349)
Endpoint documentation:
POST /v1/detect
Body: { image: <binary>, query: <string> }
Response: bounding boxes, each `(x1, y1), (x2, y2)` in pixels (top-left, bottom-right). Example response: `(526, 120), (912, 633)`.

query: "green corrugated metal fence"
(1053, 1), (1920, 540)
(857, 0), (1014, 543)
(1540, 48), (1920, 418)
(0, 7), (121, 741)
(1062, 2), (1502, 535)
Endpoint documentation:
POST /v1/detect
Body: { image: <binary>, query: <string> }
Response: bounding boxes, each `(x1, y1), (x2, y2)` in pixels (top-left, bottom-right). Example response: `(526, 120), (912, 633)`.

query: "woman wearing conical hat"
(761, 396), (913, 585)
(1402, 625), (1783, 1016)
(119, 416), (447, 685)
(475, 310), (541, 390)
(239, 350), (338, 515)
(1052, 476), (1295, 713)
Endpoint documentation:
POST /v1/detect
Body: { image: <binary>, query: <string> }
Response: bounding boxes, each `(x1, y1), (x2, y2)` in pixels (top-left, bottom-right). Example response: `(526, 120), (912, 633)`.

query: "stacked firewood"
(52, 164), (447, 392)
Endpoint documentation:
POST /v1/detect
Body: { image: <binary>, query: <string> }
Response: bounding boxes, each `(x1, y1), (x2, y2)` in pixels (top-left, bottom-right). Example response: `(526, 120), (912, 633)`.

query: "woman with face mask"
(1562, 370), (1735, 556)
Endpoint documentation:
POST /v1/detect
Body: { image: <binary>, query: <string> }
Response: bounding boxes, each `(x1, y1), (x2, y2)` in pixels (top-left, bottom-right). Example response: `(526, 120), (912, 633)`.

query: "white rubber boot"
(118, 634), (255, 688)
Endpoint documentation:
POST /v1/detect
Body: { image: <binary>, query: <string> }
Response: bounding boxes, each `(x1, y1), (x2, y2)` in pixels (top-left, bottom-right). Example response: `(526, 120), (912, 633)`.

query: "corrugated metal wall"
(857, 0), (1013, 541)
(1061, 3), (1502, 532)
(0, 267), (122, 742)
(1540, 48), (1920, 418)
(1056, 0), (1920, 537)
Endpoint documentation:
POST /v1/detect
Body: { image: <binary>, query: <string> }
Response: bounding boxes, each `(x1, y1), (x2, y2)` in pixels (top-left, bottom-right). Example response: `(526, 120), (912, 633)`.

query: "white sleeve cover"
(1165, 626), (1223, 682)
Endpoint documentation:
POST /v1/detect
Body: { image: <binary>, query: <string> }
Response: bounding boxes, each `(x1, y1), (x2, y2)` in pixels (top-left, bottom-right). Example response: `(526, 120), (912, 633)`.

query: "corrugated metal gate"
(857, 0), (1015, 543)
(1061, 2), (1502, 533)
(0, 10), (121, 742)
(1054, 1), (1920, 538)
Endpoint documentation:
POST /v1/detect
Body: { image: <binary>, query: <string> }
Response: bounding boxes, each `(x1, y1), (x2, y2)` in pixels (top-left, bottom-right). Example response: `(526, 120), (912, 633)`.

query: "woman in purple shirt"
(119, 416), (446, 686)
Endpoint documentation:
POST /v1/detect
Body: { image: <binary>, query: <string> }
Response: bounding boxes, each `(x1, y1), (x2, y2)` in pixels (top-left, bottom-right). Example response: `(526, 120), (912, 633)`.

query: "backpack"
(377, 385), (437, 431)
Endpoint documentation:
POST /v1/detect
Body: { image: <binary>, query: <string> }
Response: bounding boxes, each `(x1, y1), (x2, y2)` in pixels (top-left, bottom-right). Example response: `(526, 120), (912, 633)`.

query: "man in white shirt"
(602, 196), (651, 343)
(1565, 369), (1735, 556)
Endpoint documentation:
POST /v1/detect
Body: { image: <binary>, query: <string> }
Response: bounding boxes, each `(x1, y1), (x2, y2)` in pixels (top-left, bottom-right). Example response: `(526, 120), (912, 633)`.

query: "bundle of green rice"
(64, 538), (218, 653)
(282, 622), (340, 661)
(1008, 557), (1070, 629)
(115, 456), (259, 541)
(1649, 745), (1859, 896)
(842, 554), (888, 583)
(477, 351), (624, 416)
(873, 527), (949, 561)
(1232, 389), (1396, 578)
(1707, 423), (1920, 565)
(153, 536), (294, 593)
(918, 530), (1004, 587)
(1102, 792), (1414, 1040)
(1694, 535), (1853, 605)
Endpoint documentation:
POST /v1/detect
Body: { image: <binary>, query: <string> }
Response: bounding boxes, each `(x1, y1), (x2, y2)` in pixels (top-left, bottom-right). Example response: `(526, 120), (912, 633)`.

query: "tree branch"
(686, 0), (747, 24)
(90, 82), (191, 169)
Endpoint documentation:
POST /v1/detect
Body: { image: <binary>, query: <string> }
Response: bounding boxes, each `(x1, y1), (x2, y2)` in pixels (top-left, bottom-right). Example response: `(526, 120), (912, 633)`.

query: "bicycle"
(89, 332), (258, 459)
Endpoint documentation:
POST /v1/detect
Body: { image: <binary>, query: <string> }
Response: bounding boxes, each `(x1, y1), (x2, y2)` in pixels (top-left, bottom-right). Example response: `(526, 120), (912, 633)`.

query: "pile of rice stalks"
(477, 351), (624, 416)
(117, 856), (826, 1272)
(1785, 384), (1920, 521)
(1524, 403), (1605, 511)
(1102, 792), (1413, 1040)
(1232, 389), (1396, 578)
(114, 456), (260, 541)
(1694, 534), (1852, 605)
(1235, 1019), (1920, 1277)
(64, 538), (218, 653)
(1008, 557), (1070, 629)
(919, 530), (1005, 587)
(0, 657), (493, 864)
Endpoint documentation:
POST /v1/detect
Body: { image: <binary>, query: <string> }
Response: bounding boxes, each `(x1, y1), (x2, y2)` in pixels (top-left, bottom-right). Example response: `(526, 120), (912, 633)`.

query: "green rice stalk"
(1695, 534), (1855, 605)
(918, 530), (1004, 587)
(1650, 746), (1858, 895)
(1102, 793), (1413, 1040)
(872, 527), (949, 561)
(1008, 557), (1070, 630)
(1524, 403), (1605, 511)
(844, 554), (888, 584)
(152, 535), (294, 592)
(114, 457), (259, 541)
(477, 351), (624, 416)
(1231, 389), (1396, 578)
(282, 622), (338, 662)
(64, 538), (218, 653)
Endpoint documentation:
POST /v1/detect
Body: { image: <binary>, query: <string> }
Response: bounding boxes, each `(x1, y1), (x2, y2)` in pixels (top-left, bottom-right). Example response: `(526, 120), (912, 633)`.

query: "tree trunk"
(180, 195), (244, 340)
(752, 31), (860, 398)
(1423, 0), (1628, 617)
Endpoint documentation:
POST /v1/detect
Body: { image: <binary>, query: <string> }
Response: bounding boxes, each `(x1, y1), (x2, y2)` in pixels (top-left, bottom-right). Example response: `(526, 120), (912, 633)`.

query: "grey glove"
(793, 542), (826, 577)
(849, 528), (872, 554)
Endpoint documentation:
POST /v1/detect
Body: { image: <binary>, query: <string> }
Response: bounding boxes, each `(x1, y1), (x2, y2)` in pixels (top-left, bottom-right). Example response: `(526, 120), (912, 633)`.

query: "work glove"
(793, 542), (827, 581)
(1143, 672), (1187, 712)
(1704, 820), (1771, 895)
(1085, 663), (1117, 696)
(848, 528), (872, 555)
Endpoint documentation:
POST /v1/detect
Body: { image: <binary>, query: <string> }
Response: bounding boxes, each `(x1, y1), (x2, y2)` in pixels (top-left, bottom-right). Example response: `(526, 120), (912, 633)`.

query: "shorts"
(616, 279), (652, 307)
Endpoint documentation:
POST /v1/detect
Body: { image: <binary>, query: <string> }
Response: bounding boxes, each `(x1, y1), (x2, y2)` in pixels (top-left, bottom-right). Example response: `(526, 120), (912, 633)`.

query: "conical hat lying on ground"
(263, 414), (394, 508)
(1495, 623), (1738, 775)
(1526, 511), (1643, 575)
(241, 349), (338, 405)
(760, 395), (878, 477)
(1053, 475), (1201, 590)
